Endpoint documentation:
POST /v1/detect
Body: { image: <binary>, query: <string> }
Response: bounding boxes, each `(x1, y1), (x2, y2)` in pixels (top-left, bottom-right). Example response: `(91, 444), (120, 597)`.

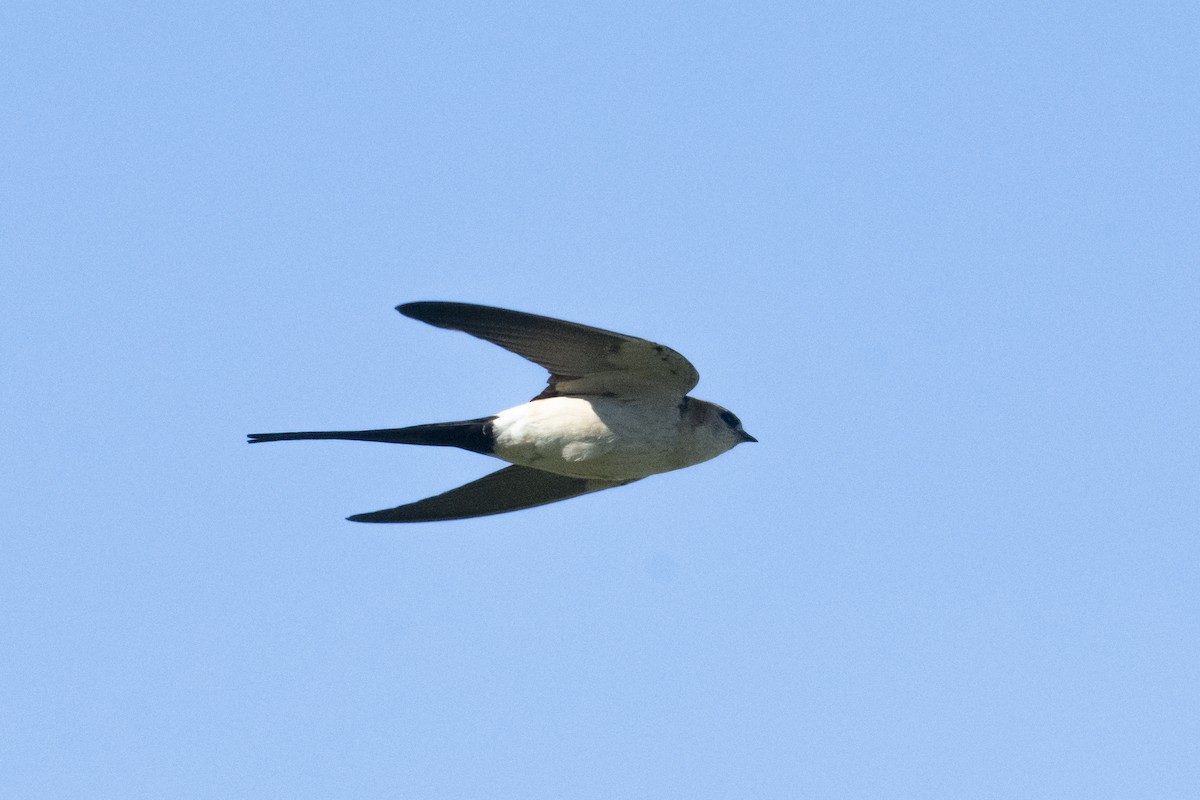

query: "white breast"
(490, 396), (725, 481)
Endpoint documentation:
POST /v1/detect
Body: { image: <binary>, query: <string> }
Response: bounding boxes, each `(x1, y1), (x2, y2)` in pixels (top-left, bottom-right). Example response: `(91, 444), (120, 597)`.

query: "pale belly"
(490, 396), (702, 481)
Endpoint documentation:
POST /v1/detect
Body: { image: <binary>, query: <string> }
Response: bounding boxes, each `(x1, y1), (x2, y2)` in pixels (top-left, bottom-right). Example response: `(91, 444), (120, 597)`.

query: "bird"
(248, 301), (756, 523)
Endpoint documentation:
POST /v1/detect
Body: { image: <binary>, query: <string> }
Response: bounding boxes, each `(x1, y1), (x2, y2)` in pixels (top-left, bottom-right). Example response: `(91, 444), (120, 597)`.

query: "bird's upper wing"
(347, 464), (632, 523)
(398, 301), (700, 400)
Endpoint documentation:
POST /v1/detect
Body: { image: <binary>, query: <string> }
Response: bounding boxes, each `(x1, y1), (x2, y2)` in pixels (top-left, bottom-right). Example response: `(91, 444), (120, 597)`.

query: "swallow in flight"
(249, 302), (755, 522)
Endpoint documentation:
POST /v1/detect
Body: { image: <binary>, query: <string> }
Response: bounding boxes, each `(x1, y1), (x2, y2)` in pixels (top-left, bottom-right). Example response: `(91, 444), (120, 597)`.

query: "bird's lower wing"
(347, 465), (633, 523)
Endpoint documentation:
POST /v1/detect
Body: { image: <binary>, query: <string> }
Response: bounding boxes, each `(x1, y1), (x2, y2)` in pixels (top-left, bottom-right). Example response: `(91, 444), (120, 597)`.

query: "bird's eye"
(719, 410), (741, 429)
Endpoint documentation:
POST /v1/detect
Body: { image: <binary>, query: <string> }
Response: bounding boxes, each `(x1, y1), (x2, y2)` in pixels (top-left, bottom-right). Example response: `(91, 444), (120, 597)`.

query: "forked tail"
(247, 417), (495, 455)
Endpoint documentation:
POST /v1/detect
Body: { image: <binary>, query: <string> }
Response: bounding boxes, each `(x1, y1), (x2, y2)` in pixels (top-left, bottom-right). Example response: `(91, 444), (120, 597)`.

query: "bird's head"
(687, 398), (757, 453)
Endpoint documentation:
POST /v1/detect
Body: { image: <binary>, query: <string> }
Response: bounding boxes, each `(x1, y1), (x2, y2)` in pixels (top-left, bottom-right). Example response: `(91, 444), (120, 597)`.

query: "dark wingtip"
(397, 301), (487, 329)
(396, 301), (439, 319)
(347, 510), (409, 524)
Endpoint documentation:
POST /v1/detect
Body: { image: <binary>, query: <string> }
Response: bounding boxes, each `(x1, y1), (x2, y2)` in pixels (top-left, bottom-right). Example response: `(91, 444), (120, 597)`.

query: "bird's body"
(491, 394), (733, 481)
(250, 302), (754, 522)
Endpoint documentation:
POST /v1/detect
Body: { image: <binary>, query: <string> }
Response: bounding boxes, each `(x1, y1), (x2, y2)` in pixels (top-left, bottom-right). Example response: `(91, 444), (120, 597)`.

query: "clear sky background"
(3, 2), (1197, 798)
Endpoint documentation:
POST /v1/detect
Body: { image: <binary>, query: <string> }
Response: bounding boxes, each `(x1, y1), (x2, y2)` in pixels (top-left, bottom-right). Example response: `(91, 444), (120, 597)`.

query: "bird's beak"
(740, 431), (758, 443)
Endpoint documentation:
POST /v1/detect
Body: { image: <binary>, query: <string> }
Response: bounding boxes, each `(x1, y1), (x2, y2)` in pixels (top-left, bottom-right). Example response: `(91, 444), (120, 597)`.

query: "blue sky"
(3, 2), (1197, 797)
